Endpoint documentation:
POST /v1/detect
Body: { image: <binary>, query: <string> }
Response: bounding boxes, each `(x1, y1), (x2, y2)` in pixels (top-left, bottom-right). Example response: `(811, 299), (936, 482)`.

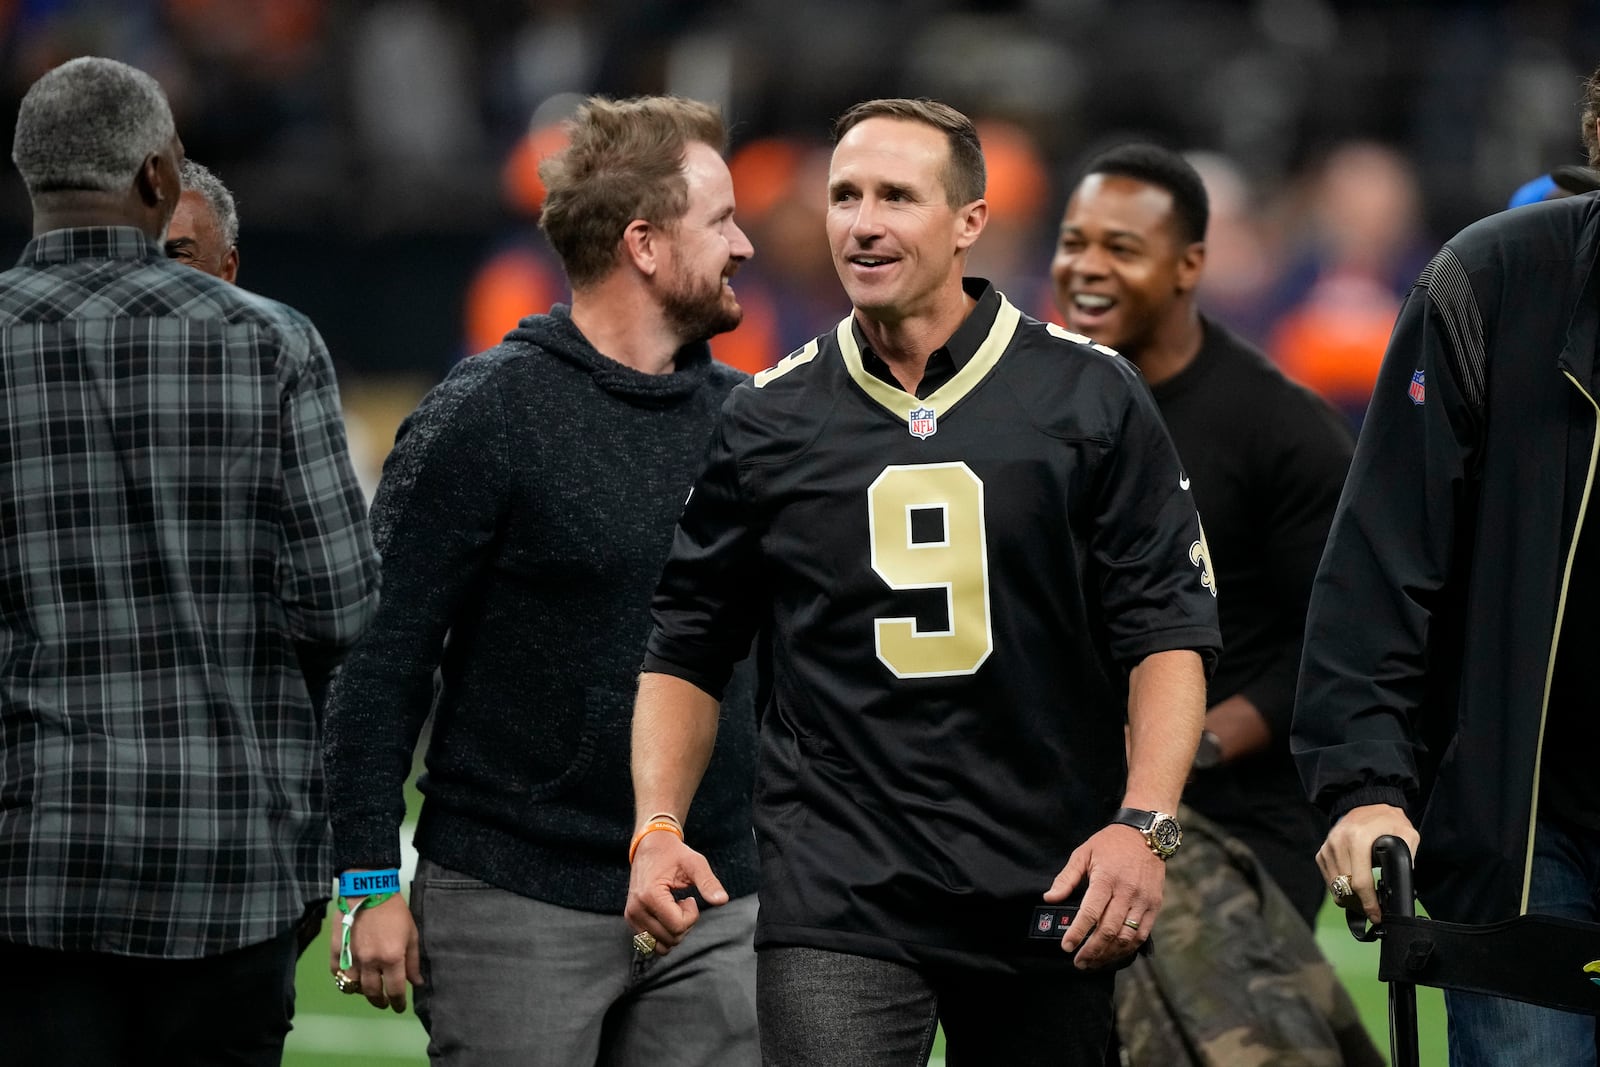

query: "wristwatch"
(1110, 807), (1183, 859)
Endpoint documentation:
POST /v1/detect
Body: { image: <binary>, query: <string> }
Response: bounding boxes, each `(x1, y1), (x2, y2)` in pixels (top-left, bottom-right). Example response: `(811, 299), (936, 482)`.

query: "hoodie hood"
(503, 304), (713, 408)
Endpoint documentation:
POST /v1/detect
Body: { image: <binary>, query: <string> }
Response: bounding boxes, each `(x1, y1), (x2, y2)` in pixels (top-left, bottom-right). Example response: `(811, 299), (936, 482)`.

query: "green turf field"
(283, 883), (1448, 1066)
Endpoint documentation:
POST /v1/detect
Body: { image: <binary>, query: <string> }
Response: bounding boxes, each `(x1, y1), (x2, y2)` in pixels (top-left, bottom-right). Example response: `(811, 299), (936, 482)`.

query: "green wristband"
(336, 890), (397, 971)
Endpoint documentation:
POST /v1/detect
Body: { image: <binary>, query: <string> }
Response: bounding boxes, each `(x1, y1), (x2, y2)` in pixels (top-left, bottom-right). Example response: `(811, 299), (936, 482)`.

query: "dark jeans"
(0, 928), (299, 1067)
(757, 945), (1115, 1067)
(1445, 818), (1600, 1066)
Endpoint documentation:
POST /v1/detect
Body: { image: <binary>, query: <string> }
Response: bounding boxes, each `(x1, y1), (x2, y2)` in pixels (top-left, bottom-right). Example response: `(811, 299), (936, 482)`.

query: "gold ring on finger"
(333, 969), (360, 994)
(1123, 918), (1140, 931)
(632, 930), (657, 957)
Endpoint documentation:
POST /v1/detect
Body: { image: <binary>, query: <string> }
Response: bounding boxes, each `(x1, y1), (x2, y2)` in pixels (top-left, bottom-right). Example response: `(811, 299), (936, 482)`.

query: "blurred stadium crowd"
(2, 0), (1597, 484)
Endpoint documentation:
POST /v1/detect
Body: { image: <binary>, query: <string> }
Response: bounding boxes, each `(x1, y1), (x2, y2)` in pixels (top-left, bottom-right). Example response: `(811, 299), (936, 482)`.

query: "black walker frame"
(1349, 835), (1600, 1065)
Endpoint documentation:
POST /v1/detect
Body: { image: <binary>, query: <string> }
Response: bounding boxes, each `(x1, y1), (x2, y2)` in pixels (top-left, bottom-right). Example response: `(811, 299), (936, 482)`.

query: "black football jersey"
(645, 285), (1220, 973)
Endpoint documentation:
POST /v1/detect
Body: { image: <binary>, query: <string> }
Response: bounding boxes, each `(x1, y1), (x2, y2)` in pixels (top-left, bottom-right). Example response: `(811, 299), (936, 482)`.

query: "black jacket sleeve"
(1292, 246), (1486, 821)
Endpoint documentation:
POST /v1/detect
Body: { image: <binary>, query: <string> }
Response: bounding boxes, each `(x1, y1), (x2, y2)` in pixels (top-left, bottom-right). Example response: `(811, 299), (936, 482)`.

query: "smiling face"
(826, 116), (984, 325)
(655, 140), (754, 342)
(1050, 172), (1202, 356)
(165, 188), (238, 283)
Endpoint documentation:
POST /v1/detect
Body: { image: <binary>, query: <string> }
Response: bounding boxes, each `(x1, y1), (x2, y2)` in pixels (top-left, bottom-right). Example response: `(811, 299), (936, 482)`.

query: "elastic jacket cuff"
(1329, 784), (1412, 824)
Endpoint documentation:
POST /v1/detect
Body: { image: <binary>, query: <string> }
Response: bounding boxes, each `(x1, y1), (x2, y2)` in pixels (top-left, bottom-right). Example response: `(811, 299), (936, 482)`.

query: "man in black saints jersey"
(626, 98), (1221, 1066)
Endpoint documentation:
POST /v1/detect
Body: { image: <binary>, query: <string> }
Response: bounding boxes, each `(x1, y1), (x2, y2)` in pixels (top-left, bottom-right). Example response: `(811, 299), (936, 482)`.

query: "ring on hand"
(333, 969), (360, 994)
(632, 930), (657, 957)
(1123, 918), (1140, 931)
(1330, 874), (1355, 903)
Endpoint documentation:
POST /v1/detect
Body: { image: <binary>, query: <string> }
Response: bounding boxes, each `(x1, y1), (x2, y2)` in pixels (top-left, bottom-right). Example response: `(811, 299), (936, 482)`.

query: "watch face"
(1148, 814), (1182, 857)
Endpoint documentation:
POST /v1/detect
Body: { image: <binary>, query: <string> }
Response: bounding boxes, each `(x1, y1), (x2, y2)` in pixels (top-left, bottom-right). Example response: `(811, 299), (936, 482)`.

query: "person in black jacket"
(1294, 68), (1600, 1065)
(321, 96), (760, 1066)
(1052, 143), (1353, 926)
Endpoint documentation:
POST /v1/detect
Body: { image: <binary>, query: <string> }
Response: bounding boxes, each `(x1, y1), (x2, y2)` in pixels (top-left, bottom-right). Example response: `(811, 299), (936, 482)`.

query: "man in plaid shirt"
(0, 57), (380, 1066)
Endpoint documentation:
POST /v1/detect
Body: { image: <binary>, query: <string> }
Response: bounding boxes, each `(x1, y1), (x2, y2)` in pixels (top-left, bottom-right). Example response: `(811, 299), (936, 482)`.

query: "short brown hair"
(539, 96), (726, 288)
(832, 98), (985, 208)
(1584, 66), (1600, 167)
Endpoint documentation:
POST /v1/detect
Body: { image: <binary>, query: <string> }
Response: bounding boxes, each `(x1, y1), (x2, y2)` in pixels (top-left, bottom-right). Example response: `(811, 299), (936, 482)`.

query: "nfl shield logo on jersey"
(1408, 370), (1426, 405)
(1037, 911), (1054, 933)
(908, 406), (937, 439)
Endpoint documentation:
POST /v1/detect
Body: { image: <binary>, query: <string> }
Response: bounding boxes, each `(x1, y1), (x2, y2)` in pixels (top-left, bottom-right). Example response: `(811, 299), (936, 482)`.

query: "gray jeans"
(412, 858), (758, 1066)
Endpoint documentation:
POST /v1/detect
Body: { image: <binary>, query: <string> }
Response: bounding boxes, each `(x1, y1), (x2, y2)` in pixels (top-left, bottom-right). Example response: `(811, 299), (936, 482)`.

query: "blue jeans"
(1445, 819), (1600, 1067)
(757, 945), (1115, 1066)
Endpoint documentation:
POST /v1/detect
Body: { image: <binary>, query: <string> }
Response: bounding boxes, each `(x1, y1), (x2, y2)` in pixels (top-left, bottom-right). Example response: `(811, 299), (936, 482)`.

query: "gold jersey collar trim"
(837, 295), (1021, 423)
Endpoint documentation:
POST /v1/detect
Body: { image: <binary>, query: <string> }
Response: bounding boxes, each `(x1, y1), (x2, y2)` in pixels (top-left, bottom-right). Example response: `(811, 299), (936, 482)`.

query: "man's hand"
(1316, 803), (1420, 924)
(329, 892), (423, 1013)
(624, 831), (728, 954)
(1044, 823), (1165, 971)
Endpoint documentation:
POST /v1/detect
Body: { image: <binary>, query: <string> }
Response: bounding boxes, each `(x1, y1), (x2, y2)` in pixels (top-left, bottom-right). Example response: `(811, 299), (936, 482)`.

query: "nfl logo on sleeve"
(908, 406), (937, 439)
(1408, 370), (1426, 405)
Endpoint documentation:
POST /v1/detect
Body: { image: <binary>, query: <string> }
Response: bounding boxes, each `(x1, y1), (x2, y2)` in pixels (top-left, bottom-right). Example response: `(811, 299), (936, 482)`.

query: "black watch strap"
(1111, 807), (1155, 831)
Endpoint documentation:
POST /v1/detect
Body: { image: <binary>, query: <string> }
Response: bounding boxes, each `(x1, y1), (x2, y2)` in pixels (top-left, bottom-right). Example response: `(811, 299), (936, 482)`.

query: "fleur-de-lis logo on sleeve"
(1189, 520), (1217, 597)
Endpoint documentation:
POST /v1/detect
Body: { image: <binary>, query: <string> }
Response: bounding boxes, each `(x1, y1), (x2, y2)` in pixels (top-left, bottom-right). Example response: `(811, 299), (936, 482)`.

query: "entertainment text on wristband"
(338, 869), (401, 897)
(629, 820), (684, 864)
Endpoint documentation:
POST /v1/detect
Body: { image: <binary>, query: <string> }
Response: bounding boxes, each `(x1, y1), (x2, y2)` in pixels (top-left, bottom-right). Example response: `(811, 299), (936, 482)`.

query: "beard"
(661, 266), (743, 343)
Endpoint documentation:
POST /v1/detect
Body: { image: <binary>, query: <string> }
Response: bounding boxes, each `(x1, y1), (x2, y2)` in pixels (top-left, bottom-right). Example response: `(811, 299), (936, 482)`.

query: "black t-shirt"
(1150, 320), (1352, 865)
(644, 281), (1221, 973)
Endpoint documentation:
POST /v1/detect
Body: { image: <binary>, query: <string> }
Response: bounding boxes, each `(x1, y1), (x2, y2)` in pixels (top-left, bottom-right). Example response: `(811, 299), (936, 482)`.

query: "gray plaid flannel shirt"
(0, 227), (379, 958)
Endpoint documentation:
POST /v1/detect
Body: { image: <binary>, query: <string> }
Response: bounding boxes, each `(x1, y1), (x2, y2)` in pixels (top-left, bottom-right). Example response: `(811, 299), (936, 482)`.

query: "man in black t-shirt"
(1052, 144), (1353, 924)
(627, 99), (1220, 1066)
(1052, 145), (1386, 1066)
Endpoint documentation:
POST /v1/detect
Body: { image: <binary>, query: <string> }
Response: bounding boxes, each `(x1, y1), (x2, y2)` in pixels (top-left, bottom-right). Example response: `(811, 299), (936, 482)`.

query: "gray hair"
(12, 56), (176, 195)
(180, 159), (239, 248)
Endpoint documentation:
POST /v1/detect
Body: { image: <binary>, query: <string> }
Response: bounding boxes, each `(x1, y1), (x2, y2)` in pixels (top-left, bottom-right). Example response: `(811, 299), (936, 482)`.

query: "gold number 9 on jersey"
(867, 462), (993, 678)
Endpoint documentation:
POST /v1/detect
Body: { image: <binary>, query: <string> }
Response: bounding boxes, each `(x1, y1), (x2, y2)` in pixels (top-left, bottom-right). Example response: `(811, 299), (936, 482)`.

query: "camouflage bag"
(1114, 806), (1384, 1067)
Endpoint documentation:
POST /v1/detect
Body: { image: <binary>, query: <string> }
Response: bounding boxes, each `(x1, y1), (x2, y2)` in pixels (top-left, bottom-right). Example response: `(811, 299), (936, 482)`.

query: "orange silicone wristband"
(629, 820), (685, 864)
